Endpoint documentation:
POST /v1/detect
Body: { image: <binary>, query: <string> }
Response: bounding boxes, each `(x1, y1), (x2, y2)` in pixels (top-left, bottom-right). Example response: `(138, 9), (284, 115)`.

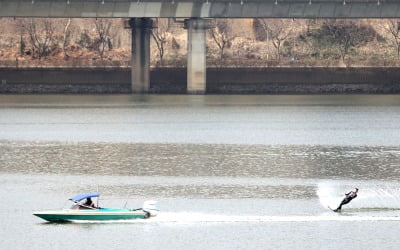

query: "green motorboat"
(33, 192), (158, 222)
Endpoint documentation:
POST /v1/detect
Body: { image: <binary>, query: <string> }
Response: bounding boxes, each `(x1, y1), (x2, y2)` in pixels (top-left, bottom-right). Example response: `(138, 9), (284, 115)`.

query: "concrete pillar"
(128, 18), (153, 93)
(184, 19), (212, 94)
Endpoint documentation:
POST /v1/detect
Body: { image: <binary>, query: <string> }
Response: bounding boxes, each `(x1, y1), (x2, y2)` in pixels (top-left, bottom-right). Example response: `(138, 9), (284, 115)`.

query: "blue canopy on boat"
(69, 192), (100, 202)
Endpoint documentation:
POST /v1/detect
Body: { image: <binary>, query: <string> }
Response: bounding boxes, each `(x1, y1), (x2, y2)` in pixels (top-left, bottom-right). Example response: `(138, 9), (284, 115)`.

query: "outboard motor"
(142, 200), (159, 217)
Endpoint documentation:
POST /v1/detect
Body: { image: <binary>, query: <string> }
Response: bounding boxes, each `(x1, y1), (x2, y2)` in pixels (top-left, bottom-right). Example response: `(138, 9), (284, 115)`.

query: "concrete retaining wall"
(207, 68), (400, 94)
(1, 67), (400, 94)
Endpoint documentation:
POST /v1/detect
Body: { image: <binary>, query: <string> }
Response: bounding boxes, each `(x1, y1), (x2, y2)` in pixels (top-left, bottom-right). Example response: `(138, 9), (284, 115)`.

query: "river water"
(1, 94), (400, 250)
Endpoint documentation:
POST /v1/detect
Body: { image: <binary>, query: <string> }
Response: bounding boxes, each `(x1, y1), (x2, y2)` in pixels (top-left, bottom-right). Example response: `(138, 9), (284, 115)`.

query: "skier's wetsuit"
(334, 190), (358, 212)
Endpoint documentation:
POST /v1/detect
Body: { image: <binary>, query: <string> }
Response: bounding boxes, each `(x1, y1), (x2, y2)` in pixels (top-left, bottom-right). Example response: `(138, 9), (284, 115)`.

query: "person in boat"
(333, 188), (358, 212)
(81, 197), (96, 209)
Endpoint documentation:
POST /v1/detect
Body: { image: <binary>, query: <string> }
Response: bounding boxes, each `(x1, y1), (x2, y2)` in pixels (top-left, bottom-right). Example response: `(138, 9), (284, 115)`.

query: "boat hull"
(33, 208), (149, 222)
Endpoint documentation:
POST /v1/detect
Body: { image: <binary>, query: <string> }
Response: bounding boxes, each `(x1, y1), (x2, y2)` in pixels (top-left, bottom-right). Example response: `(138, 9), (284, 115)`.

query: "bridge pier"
(184, 18), (212, 94)
(128, 18), (153, 93)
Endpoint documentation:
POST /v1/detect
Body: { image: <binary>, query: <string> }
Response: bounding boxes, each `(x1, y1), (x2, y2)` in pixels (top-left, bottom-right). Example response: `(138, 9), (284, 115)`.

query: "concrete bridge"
(1, 0), (399, 93)
(1, 1), (400, 18)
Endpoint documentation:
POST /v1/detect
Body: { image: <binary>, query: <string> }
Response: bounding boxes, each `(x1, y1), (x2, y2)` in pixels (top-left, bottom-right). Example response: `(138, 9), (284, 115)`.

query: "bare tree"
(62, 18), (72, 60)
(0, 18), (3, 41)
(93, 19), (113, 59)
(209, 19), (235, 65)
(381, 19), (400, 59)
(257, 19), (293, 62)
(152, 18), (168, 66)
(306, 19), (318, 34)
(315, 20), (376, 65)
(23, 18), (57, 59)
(323, 20), (353, 63)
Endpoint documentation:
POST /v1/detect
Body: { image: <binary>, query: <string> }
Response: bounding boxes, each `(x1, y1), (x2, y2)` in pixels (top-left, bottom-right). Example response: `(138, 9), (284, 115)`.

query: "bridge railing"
(1, 0), (400, 18)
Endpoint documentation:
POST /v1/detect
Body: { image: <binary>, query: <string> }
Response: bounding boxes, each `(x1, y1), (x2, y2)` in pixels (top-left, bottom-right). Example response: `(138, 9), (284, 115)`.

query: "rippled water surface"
(1, 94), (400, 250)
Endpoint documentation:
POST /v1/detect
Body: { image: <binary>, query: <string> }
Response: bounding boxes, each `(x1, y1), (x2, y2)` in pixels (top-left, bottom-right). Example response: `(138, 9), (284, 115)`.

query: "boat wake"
(68, 212), (400, 224)
(152, 212), (400, 223)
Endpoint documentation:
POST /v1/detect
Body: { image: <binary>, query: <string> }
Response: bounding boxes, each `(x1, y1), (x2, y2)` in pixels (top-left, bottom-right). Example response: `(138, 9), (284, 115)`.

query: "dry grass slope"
(0, 18), (400, 68)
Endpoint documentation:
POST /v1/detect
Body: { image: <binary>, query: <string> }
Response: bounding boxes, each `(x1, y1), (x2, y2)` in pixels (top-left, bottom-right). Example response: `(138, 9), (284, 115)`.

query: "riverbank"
(1, 67), (400, 94)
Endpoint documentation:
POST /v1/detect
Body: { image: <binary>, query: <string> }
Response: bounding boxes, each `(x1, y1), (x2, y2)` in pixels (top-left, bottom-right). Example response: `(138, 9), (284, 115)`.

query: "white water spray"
(317, 181), (400, 210)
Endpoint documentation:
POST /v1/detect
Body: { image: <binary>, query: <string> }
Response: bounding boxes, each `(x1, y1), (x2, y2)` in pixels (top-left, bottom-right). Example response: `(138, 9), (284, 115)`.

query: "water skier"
(333, 188), (358, 212)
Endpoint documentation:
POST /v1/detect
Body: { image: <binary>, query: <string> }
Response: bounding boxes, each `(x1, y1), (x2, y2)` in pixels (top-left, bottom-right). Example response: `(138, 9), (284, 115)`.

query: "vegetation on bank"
(1, 18), (400, 68)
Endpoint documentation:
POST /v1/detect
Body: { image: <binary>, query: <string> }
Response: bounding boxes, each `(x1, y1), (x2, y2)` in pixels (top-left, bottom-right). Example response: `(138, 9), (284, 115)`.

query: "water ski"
(328, 206), (340, 212)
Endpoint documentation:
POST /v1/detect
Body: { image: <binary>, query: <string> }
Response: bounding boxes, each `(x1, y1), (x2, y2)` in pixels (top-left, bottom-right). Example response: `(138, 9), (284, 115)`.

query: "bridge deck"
(0, 0), (399, 18)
